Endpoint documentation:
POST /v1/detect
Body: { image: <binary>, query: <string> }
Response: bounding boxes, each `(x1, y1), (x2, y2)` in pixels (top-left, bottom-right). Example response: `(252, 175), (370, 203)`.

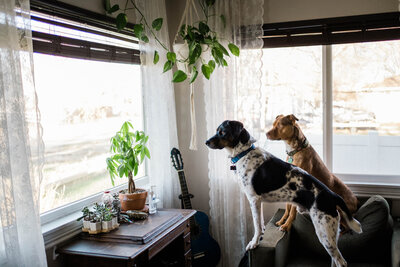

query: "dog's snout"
(205, 140), (210, 146)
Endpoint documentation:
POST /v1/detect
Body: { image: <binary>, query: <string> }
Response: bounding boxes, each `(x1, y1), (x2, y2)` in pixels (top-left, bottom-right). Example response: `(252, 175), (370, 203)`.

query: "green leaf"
(211, 47), (223, 66)
(199, 22), (210, 34)
(116, 13), (128, 31)
(153, 51), (159, 64)
(163, 60), (173, 73)
(133, 24), (144, 39)
(204, 38), (213, 45)
(190, 66), (199, 84)
(189, 43), (202, 65)
(108, 4), (119, 14)
(172, 70), (187, 83)
(141, 35), (149, 43)
(228, 43), (240, 56)
(216, 42), (229, 56)
(220, 15), (226, 28)
(151, 18), (163, 31)
(118, 164), (125, 177)
(208, 60), (216, 72)
(201, 64), (211, 80)
(206, 0), (216, 6)
(144, 147), (151, 158)
(167, 52), (176, 63)
(179, 24), (187, 38)
(104, 0), (111, 11)
(134, 164), (139, 176)
(222, 59), (228, 66)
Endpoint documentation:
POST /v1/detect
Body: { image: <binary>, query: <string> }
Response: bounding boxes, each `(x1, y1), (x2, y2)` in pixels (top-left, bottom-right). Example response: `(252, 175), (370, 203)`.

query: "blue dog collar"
(231, 144), (255, 164)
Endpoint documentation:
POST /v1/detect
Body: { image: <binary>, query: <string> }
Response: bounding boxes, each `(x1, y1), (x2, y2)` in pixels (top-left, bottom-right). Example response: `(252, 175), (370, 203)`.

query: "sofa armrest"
(249, 209), (290, 267)
(392, 219), (400, 267)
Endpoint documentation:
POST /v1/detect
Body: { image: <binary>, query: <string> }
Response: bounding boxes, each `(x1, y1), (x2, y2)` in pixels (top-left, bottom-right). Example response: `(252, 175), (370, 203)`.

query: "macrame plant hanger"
(173, 0), (201, 150)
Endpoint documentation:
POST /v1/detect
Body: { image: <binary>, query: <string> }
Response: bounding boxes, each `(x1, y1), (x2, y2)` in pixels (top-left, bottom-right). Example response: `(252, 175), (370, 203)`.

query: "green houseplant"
(104, 0), (239, 83)
(106, 121), (150, 211)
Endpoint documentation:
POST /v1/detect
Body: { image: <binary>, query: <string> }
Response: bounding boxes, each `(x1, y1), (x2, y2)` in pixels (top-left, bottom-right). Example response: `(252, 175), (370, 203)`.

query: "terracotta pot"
(119, 189), (148, 211)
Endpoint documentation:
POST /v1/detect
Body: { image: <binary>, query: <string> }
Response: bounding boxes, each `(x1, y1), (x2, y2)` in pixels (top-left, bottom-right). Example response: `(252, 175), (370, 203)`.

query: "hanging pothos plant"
(104, 0), (240, 83)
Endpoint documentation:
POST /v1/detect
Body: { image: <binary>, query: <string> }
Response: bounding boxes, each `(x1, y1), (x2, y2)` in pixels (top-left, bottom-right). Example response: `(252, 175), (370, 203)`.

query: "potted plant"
(79, 206), (92, 231)
(101, 207), (113, 232)
(89, 215), (101, 233)
(104, 0), (239, 83)
(106, 121), (151, 211)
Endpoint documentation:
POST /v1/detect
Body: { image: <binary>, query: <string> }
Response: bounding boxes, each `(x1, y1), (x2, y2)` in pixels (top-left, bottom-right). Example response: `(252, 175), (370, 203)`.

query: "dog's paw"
(246, 235), (261, 251)
(279, 223), (291, 232)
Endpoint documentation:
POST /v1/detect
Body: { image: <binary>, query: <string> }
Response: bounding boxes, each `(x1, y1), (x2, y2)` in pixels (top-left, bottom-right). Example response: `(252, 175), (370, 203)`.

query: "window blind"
(263, 12), (400, 48)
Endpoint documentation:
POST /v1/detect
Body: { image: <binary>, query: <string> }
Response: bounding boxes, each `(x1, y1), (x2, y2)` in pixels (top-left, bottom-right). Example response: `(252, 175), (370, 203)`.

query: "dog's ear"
(284, 114), (298, 124)
(228, 120), (243, 134)
(239, 128), (250, 144)
(289, 114), (299, 122)
(276, 114), (284, 120)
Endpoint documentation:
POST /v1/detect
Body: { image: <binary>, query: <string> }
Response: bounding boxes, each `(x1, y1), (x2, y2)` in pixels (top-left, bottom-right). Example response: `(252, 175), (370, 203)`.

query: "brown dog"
(266, 114), (358, 231)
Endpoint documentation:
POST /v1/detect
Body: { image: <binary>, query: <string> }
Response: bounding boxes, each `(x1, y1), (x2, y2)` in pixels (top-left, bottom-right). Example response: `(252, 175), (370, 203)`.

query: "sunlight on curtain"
(0, 0), (46, 266)
(204, 0), (264, 266)
(136, 0), (180, 209)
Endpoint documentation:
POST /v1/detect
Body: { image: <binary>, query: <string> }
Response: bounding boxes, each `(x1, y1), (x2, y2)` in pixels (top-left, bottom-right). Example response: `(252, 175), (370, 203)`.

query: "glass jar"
(102, 191), (113, 208)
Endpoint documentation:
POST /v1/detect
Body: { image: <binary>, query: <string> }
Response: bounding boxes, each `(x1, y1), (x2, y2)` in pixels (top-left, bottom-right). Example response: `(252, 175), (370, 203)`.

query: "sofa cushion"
(289, 195), (393, 265)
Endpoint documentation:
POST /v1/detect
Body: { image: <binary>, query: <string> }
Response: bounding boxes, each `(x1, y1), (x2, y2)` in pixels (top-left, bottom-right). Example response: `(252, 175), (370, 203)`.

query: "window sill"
(41, 176), (149, 248)
(338, 173), (400, 199)
(346, 182), (400, 200)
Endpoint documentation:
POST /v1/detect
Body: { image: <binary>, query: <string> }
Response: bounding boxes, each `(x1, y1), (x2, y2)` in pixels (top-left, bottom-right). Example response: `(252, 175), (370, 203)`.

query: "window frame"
(263, 13), (400, 197)
(31, 3), (148, 243)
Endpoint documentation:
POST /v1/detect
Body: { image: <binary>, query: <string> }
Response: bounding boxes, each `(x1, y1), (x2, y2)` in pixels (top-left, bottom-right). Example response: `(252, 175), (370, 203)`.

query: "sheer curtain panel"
(136, 0), (180, 209)
(204, 0), (264, 266)
(0, 0), (47, 266)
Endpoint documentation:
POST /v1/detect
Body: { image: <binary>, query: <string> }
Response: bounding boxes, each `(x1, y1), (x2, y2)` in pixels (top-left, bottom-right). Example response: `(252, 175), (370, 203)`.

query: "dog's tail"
(336, 195), (362, 234)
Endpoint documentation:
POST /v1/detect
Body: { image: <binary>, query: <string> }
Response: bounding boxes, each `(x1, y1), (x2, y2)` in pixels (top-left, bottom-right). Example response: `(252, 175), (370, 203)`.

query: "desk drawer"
(184, 219), (191, 235)
(184, 249), (192, 267)
(184, 232), (191, 252)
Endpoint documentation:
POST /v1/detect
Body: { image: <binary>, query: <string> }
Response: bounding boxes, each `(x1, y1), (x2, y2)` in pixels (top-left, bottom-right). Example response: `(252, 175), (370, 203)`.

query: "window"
(31, 12), (144, 214)
(261, 46), (323, 159)
(260, 13), (400, 188)
(332, 41), (400, 181)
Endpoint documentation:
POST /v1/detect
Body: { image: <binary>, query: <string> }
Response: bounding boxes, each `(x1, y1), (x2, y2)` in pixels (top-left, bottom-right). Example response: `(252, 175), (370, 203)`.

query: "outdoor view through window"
(261, 40), (400, 181)
(34, 54), (143, 213)
(332, 41), (400, 177)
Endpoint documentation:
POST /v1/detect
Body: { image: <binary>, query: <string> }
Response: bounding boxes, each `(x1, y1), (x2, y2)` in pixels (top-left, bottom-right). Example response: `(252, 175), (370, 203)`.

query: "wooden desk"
(58, 209), (196, 267)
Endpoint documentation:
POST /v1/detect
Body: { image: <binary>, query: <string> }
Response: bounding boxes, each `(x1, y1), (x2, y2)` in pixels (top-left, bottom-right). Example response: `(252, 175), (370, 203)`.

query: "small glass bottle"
(102, 191), (113, 208)
(149, 185), (157, 214)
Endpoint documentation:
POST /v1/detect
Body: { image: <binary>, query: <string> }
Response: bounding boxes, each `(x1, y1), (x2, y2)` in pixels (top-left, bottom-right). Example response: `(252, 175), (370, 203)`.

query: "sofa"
(249, 195), (400, 267)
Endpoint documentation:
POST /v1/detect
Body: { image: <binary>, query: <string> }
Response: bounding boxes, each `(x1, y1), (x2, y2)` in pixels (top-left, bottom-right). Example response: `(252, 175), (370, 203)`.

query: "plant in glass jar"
(106, 121), (150, 211)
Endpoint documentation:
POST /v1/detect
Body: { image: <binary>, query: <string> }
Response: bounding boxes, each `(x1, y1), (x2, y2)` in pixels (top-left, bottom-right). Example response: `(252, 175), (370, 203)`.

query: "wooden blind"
(30, 0), (140, 64)
(263, 12), (400, 48)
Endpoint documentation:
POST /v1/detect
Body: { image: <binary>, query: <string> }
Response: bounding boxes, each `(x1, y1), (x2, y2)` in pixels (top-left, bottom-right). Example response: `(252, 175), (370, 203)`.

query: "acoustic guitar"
(170, 147), (221, 267)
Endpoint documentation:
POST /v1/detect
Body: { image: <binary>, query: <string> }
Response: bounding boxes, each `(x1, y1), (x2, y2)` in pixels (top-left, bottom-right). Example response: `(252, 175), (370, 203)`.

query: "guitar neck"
(177, 170), (193, 210)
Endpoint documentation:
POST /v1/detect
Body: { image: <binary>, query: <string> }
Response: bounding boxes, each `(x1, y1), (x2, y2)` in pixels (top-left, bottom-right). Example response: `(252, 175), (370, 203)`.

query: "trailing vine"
(104, 0), (239, 83)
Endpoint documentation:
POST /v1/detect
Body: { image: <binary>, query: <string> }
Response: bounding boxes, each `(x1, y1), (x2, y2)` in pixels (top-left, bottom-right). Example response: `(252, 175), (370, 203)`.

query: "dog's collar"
(286, 138), (309, 157)
(231, 144), (255, 164)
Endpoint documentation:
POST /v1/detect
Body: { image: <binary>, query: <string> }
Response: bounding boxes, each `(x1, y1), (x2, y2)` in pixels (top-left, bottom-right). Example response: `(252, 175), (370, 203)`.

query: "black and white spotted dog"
(205, 120), (362, 267)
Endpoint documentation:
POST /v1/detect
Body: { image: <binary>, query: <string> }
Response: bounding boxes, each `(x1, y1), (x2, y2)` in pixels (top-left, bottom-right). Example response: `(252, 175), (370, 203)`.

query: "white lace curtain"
(0, 0), (47, 266)
(204, 0), (264, 266)
(136, 0), (180, 209)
